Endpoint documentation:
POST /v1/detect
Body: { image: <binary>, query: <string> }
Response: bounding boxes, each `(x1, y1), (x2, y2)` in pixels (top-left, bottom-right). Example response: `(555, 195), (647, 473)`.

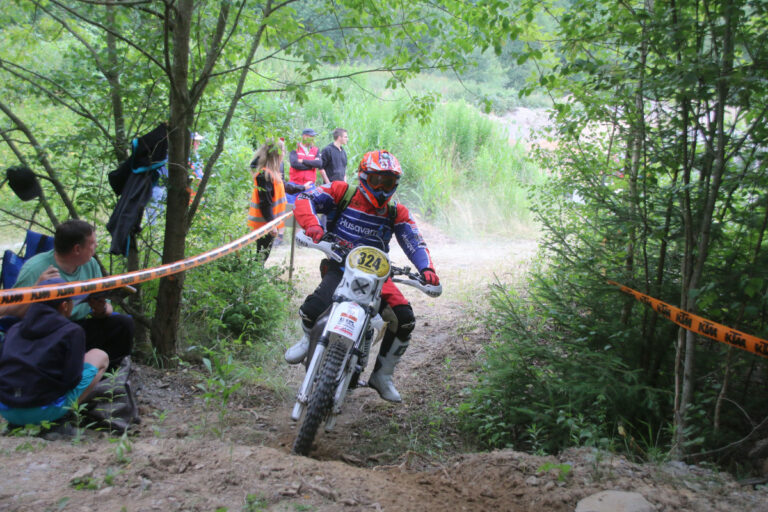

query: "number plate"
(329, 301), (366, 340)
(347, 246), (390, 278)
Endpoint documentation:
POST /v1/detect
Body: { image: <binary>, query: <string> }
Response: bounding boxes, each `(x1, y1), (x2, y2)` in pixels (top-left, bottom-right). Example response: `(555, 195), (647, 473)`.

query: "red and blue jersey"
(295, 181), (434, 272)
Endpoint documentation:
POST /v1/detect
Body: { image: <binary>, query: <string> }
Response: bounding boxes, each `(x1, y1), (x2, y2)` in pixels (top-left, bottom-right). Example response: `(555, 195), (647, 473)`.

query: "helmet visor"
(364, 172), (399, 192)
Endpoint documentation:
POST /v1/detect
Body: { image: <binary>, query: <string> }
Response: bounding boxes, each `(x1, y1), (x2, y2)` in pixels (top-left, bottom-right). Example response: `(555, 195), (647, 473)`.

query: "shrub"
(458, 282), (669, 455)
(181, 249), (292, 355)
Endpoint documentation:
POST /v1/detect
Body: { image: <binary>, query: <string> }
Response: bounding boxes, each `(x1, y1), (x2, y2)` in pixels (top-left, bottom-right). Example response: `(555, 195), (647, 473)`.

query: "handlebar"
(295, 231), (442, 298)
(295, 231), (346, 262)
(390, 265), (443, 298)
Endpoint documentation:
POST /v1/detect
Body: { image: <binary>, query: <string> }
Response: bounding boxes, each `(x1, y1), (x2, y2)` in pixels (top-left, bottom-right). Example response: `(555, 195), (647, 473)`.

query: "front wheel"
(292, 339), (346, 456)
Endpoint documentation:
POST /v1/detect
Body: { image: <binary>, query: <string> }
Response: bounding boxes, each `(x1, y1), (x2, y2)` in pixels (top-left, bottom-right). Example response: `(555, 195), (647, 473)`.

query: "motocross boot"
(368, 337), (408, 403)
(284, 323), (311, 364)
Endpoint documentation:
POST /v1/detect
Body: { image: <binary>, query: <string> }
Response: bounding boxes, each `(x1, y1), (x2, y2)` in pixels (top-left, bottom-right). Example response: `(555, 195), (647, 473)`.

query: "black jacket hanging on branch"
(106, 123), (168, 256)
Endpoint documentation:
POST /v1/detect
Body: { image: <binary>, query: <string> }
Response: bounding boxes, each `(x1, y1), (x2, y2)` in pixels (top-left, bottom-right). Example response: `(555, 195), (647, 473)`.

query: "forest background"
(0, 0), (766, 478)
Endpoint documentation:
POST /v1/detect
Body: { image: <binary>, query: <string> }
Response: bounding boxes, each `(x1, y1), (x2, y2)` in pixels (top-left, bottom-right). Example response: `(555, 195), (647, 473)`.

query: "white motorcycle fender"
(327, 301), (366, 342)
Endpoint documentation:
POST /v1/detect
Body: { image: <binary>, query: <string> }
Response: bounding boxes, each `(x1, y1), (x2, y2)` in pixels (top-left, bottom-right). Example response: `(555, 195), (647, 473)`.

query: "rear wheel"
(292, 340), (346, 456)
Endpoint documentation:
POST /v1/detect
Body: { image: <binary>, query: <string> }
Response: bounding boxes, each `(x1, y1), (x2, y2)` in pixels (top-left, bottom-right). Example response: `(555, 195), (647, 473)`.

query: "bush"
(458, 282), (669, 456)
(180, 251), (291, 352)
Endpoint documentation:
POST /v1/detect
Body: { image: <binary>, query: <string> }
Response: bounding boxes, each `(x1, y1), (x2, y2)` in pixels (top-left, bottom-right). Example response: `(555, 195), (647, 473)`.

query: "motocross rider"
(284, 150), (440, 403)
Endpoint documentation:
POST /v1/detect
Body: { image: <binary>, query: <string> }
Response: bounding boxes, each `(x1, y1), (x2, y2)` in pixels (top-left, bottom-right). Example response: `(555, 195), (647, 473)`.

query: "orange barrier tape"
(0, 212), (292, 307)
(608, 281), (768, 359)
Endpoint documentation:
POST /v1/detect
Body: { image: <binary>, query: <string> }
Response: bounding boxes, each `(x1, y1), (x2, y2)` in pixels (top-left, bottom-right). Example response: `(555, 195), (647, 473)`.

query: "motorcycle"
(290, 231), (442, 456)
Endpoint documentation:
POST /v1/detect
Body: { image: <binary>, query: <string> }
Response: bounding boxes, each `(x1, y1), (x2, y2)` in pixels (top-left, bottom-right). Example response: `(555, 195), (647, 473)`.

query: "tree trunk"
(150, 0), (194, 364)
(105, 4), (127, 162)
(673, 0), (734, 458)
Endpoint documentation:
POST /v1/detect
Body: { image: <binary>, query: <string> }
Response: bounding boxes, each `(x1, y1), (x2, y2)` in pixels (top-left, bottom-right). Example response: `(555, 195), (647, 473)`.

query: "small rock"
(543, 481), (555, 491)
(575, 490), (654, 512)
(341, 454), (361, 465)
(71, 466), (94, 482)
(279, 484), (300, 497)
(525, 476), (539, 486)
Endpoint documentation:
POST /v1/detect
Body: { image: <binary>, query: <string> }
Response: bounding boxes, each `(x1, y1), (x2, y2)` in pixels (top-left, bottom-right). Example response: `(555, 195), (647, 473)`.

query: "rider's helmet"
(357, 150), (402, 209)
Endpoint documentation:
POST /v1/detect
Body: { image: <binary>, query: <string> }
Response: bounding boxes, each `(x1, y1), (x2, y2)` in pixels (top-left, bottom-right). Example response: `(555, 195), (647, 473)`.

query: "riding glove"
(305, 225), (325, 243)
(421, 269), (440, 286)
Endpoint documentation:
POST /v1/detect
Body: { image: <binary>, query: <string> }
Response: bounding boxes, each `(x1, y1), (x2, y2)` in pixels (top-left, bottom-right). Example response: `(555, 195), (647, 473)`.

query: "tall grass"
(192, 61), (545, 239)
(293, 84), (544, 238)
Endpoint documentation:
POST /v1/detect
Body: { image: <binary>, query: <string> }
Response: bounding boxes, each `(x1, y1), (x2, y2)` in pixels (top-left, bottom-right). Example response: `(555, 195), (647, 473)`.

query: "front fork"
(291, 335), (327, 421)
(291, 302), (373, 425)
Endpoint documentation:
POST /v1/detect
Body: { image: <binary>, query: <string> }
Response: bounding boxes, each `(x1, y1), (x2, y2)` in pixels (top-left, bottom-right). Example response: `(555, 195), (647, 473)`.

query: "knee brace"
(298, 303), (320, 330)
(392, 304), (415, 341)
(378, 303), (415, 354)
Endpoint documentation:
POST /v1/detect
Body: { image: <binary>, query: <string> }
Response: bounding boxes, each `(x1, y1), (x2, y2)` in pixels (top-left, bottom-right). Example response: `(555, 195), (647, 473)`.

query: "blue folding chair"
(1, 230), (53, 289)
(0, 230), (54, 340)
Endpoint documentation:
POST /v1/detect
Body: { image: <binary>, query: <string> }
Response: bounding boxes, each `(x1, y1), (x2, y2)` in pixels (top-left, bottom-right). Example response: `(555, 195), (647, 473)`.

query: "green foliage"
(198, 347), (243, 401)
(459, 283), (669, 454)
(538, 462), (572, 482)
(243, 493), (269, 512)
(110, 432), (133, 465)
(181, 250), (291, 351)
(43, 497), (70, 512)
(298, 85), (544, 237)
(70, 475), (99, 491)
(193, 341), (273, 436)
(461, 0), (768, 468)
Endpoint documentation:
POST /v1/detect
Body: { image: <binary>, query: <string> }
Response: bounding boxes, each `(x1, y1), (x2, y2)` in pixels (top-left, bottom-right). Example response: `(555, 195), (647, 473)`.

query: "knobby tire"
(292, 340), (346, 456)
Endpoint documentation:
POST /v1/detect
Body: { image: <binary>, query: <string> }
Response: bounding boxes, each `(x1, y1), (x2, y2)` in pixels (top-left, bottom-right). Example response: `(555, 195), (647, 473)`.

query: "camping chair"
(1, 230), (54, 289)
(0, 230), (54, 339)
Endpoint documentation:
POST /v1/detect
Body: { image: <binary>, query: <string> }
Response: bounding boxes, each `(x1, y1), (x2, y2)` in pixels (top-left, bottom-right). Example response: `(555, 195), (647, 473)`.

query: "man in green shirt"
(0, 220), (133, 368)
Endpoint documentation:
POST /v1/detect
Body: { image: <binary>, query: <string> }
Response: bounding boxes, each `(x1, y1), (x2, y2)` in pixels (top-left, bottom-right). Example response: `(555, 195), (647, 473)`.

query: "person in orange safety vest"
(248, 139), (287, 262)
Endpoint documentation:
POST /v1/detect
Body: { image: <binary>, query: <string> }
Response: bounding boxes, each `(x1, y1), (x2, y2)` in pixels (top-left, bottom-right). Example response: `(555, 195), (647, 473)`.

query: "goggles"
(364, 172), (399, 192)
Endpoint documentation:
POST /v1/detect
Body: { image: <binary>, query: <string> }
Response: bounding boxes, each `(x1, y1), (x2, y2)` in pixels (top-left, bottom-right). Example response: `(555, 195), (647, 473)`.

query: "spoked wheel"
(292, 340), (346, 456)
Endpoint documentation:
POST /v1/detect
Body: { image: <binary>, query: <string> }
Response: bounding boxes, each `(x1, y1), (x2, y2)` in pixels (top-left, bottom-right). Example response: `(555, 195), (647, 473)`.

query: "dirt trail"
(1, 220), (765, 511)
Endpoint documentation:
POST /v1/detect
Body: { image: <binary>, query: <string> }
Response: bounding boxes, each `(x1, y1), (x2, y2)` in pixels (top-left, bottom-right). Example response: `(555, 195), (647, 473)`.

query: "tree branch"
(44, 0), (168, 74)
(0, 58), (114, 146)
(0, 100), (79, 221)
(189, 0), (239, 106)
(0, 207), (53, 232)
(186, 6), (269, 228)
(0, 130), (61, 227)
(238, 63), (453, 99)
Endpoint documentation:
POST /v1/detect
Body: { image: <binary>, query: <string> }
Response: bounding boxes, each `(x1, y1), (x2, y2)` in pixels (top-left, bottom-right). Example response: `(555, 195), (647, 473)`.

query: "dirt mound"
(1, 433), (763, 511)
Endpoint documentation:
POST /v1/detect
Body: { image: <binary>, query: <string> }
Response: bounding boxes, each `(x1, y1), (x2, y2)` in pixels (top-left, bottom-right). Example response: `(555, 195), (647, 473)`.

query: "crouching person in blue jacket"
(0, 278), (108, 428)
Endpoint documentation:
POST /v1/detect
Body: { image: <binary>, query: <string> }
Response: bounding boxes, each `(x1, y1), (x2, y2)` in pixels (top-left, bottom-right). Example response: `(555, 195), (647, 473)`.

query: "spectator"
(247, 138), (288, 262)
(0, 278), (108, 427)
(250, 138), (310, 198)
(321, 128), (348, 182)
(0, 220), (134, 369)
(287, 128), (328, 203)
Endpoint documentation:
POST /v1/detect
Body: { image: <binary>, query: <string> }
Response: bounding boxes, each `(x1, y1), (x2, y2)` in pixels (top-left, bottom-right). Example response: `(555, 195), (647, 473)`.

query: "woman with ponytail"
(247, 138), (288, 262)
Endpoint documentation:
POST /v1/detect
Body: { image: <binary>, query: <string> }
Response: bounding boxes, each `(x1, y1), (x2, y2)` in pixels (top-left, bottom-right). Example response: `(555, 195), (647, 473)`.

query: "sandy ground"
(1, 219), (766, 511)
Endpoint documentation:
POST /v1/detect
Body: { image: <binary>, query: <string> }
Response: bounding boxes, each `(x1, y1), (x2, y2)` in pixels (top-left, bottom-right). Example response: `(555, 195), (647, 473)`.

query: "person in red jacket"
(287, 128), (328, 203)
(284, 150), (440, 403)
